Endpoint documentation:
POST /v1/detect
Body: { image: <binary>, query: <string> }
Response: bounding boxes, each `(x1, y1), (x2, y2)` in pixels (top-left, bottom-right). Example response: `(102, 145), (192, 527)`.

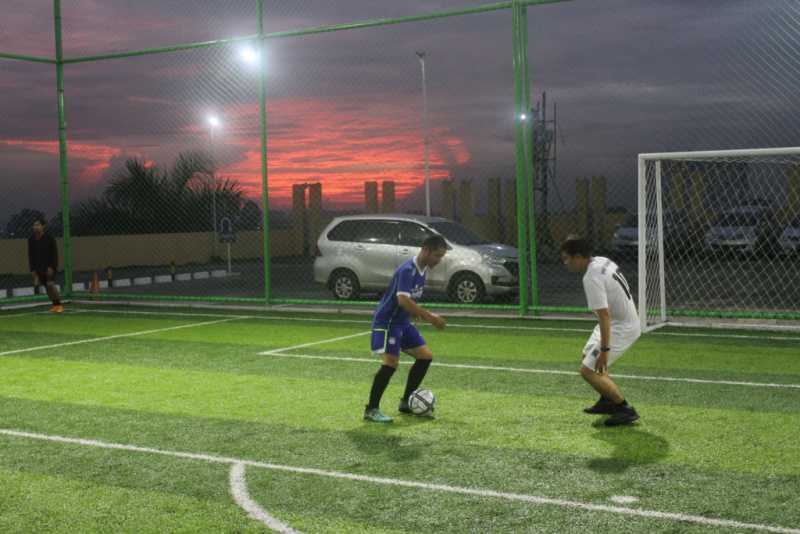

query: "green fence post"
(53, 0), (72, 298)
(521, 6), (539, 315)
(258, 0), (272, 304)
(512, 0), (531, 316)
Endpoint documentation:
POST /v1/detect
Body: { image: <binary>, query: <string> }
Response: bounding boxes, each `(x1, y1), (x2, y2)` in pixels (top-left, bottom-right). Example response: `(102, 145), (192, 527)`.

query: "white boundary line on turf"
(262, 352), (800, 390)
(259, 331), (371, 355)
(0, 317), (242, 357)
(0, 310), (50, 318)
(230, 463), (301, 533)
(0, 428), (798, 534)
(61, 308), (800, 342)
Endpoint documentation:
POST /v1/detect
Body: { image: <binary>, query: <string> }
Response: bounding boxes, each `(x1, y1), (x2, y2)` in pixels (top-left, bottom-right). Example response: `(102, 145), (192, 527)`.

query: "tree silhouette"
(72, 152), (245, 236)
(5, 208), (46, 238)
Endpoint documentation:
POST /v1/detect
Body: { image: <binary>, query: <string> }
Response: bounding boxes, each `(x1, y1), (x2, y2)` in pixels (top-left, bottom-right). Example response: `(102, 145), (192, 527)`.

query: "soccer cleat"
(604, 404), (640, 426)
(363, 407), (393, 423)
(583, 397), (616, 415)
(50, 305), (64, 313)
(398, 399), (412, 414)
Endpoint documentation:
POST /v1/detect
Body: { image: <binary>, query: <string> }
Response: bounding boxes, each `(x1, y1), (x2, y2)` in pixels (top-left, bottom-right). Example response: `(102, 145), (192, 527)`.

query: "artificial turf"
(0, 304), (798, 533)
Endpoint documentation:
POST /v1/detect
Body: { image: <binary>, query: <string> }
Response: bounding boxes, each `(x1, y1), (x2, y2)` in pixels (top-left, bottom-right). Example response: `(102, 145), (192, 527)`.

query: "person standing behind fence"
(28, 217), (63, 313)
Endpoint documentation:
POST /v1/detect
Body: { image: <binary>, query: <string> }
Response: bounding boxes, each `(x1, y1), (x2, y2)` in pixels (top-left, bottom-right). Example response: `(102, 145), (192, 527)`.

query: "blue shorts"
(371, 324), (425, 357)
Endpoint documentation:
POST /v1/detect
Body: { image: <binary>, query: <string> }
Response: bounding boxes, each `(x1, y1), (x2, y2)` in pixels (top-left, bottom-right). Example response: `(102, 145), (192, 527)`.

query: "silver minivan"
(313, 214), (518, 304)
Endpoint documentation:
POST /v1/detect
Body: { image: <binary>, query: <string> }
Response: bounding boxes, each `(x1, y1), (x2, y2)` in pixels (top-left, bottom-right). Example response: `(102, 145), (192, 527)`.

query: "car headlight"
(481, 254), (505, 266)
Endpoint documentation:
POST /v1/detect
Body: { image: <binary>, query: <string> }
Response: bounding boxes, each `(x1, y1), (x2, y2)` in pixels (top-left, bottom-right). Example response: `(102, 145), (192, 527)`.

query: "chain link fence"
(2, 0), (800, 321)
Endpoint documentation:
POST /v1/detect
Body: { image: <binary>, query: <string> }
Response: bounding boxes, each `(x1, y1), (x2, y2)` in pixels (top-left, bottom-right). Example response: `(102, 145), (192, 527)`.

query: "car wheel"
(448, 272), (485, 304)
(329, 269), (360, 300)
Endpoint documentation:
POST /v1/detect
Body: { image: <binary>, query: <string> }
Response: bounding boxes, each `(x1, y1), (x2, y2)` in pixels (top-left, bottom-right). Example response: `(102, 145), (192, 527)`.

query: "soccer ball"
(408, 389), (436, 416)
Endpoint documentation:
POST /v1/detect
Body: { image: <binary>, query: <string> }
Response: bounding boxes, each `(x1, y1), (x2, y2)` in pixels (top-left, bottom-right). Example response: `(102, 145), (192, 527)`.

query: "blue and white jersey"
(372, 257), (427, 328)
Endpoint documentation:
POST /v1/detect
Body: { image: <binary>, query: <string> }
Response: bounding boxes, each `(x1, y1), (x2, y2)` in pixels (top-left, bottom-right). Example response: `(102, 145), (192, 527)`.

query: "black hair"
(422, 234), (448, 251)
(560, 235), (592, 258)
(33, 216), (47, 226)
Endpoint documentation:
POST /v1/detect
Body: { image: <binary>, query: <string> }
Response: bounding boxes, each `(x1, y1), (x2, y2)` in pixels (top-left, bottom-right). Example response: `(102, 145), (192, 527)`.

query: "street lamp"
(206, 114), (220, 245)
(416, 51), (431, 217)
(239, 45), (260, 66)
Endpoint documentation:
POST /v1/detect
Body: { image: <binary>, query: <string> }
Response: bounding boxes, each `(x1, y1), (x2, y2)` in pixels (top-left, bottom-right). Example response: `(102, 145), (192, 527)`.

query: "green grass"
(0, 304), (798, 533)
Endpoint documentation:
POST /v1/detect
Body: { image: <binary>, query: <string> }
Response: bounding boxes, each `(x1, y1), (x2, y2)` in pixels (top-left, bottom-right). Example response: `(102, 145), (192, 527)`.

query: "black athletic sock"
(367, 365), (396, 410)
(403, 359), (432, 402)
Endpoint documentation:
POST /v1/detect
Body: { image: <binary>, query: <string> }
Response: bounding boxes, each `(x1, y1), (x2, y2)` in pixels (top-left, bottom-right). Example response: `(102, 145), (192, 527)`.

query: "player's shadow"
(345, 417), (434, 463)
(587, 424), (670, 474)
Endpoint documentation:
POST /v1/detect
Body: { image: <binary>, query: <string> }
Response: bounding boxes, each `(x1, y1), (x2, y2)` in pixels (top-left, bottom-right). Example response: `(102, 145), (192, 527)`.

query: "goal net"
(638, 147), (800, 332)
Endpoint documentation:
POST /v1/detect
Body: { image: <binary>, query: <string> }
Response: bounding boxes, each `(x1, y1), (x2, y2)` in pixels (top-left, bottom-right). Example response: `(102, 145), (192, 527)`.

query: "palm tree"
(73, 151), (246, 236)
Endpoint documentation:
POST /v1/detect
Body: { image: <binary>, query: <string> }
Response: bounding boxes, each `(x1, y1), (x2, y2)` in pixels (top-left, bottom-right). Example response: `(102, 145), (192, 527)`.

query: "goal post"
(637, 147), (800, 332)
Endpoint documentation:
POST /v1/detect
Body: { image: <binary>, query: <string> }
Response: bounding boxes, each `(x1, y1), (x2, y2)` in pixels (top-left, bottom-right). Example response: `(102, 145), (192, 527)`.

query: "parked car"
(704, 208), (780, 255)
(779, 215), (800, 255)
(611, 210), (691, 258)
(313, 215), (518, 304)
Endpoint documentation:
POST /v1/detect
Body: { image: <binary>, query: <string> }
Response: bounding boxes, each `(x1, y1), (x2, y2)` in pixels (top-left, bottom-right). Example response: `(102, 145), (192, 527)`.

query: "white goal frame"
(637, 146), (800, 332)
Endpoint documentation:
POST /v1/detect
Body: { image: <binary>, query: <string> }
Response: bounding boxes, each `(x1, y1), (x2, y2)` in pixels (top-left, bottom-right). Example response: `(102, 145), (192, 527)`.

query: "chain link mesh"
(0, 60), (59, 298)
(2, 1), (800, 317)
(63, 43), (264, 298)
(642, 152), (800, 329)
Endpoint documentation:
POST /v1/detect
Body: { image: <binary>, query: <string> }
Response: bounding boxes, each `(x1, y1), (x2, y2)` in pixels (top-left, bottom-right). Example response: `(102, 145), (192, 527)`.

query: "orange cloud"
(4, 96), (471, 209)
(216, 97), (471, 208)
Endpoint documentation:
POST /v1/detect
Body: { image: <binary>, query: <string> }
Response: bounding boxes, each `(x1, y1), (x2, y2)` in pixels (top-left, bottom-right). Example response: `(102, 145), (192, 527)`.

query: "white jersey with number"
(580, 257), (641, 369)
(582, 256), (639, 329)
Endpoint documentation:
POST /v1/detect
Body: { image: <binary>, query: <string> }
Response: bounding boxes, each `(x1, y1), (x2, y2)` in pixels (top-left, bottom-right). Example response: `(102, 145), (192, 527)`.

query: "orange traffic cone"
(90, 272), (100, 293)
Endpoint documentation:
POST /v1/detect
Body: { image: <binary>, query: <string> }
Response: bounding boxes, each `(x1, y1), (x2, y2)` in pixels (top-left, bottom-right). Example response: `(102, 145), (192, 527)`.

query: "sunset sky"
(1, 0), (799, 224)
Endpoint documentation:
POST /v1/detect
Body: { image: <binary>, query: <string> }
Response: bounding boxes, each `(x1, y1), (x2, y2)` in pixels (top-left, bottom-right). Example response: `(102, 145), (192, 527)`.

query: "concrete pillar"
(487, 177), (502, 242)
(786, 166), (800, 224)
(441, 180), (456, 220)
(591, 175), (607, 249)
(458, 180), (474, 227)
(365, 181), (378, 213)
(307, 182), (322, 250)
(576, 178), (590, 238)
(504, 178), (517, 244)
(292, 184), (306, 256)
(689, 172), (706, 227)
(381, 180), (396, 213)
(670, 173), (686, 213)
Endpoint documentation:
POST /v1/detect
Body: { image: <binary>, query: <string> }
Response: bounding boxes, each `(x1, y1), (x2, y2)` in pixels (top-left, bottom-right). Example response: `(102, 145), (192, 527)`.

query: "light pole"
(416, 51), (431, 217)
(207, 115), (220, 248)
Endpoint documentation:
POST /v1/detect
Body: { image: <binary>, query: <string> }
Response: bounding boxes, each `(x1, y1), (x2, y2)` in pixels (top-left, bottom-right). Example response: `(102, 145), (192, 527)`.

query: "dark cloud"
(2, 0), (800, 225)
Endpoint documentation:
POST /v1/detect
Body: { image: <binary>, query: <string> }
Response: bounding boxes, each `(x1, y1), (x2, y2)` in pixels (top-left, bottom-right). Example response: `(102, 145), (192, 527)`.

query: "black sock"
(367, 365), (396, 410)
(403, 359), (432, 402)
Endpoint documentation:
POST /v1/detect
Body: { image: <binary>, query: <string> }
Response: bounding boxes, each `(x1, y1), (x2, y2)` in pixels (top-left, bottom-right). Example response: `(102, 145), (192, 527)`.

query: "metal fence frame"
(5, 0), (797, 322)
(1, 0), (569, 315)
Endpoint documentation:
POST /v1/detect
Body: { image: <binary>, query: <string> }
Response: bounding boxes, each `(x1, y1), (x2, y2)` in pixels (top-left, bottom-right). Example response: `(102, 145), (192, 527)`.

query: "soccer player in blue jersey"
(363, 234), (448, 423)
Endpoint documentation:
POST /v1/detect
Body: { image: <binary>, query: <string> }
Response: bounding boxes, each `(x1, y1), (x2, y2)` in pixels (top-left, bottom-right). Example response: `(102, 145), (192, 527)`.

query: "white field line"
(230, 463), (301, 533)
(0, 317), (242, 357)
(259, 331), (371, 355)
(263, 352), (800, 390)
(0, 428), (798, 534)
(0, 310), (52, 318)
(61, 308), (800, 342)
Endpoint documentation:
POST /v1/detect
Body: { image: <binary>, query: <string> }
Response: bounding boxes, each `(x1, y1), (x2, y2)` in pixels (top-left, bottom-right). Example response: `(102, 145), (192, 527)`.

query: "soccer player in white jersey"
(561, 235), (641, 426)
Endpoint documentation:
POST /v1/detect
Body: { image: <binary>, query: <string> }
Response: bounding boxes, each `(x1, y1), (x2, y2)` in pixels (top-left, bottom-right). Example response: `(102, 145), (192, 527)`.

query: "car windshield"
(428, 221), (490, 245)
(715, 213), (760, 227)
